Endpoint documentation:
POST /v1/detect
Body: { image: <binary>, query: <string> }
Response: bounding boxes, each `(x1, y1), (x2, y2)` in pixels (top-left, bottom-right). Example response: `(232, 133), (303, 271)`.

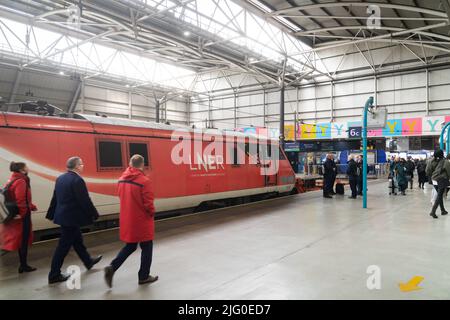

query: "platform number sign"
(348, 127), (362, 139)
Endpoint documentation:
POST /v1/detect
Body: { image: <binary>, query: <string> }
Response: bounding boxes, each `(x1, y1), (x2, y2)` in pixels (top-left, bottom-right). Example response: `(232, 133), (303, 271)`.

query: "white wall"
(190, 66), (450, 130)
(189, 42), (450, 130)
(75, 83), (189, 125)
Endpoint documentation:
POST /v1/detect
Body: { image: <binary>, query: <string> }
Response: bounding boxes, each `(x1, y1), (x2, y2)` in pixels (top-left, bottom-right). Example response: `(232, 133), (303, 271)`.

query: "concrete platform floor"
(1, 180), (450, 300)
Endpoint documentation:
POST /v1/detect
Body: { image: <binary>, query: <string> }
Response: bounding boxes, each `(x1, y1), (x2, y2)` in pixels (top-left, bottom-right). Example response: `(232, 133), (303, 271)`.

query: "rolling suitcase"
(335, 183), (345, 195)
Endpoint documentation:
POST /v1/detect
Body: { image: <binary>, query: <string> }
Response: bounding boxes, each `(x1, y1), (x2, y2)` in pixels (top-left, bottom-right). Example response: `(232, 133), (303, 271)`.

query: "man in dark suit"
(347, 155), (358, 199)
(47, 157), (102, 284)
(356, 155), (363, 196)
(330, 156), (337, 195)
(323, 154), (336, 198)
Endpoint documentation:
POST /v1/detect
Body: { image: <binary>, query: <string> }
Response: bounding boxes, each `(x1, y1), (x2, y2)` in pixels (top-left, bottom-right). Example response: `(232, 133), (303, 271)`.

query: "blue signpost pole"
(362, 96), (374, 209)
(439, 122), (450, 155)
(439, 122), (450, 154)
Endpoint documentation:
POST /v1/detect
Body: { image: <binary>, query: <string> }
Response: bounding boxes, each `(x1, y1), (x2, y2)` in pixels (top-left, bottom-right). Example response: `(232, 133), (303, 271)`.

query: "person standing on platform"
(417, 159), (427, 189)
(104, 155), (158, 288)
(395, 158), (408, 196)
(330, 156), (337, 195)
(347, 155), (358, 199)
(0, 162), (38, 273)
(426, 150), (450, 219)
(46, 157), (102, 284)
(405, 156), (416, 190)
(323, 154), (336, 199)
(388, 156), (397, 195)
(356, 155), (363, 196)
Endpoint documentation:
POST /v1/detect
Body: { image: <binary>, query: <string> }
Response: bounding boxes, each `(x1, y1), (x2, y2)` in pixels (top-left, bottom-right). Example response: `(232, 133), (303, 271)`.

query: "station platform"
(1, 180), (450, 300)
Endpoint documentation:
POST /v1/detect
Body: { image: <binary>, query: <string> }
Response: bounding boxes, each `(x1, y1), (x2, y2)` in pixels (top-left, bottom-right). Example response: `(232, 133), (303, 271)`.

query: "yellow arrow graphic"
(399, 276), (424, 292)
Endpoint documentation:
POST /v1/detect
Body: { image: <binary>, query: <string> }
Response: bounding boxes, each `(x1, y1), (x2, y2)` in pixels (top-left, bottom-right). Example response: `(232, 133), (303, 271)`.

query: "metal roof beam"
(267, 2), (448, 18)
(308, 0), (357, 38)
(412, 0), (429, 26)
(442, 0), (450, 23)
(295, 22), (448, 54)
(295, 25), (450, 42)
(384, 0), (408, 29)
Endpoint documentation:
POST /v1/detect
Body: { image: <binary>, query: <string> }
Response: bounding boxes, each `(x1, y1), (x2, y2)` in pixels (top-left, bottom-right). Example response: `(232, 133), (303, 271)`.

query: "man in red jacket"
(104, 154), (158, 288)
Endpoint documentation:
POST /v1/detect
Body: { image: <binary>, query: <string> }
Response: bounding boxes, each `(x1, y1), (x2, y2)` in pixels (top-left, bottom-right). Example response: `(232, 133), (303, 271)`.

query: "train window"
(261, 143), (272, 159)
(232, 142), (239, 166)
(98, 141), (123, 169)
(245, 142), (259, 157)
(129, 143), (149, 167)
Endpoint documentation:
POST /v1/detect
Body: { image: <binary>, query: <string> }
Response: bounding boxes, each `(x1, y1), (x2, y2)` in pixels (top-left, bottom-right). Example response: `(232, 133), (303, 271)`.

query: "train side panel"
(0, 113), (296, 231)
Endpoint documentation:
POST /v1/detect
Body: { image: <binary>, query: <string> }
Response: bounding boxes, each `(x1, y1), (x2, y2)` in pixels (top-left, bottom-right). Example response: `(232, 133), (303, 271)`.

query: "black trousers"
(323, 176), (333, 196)
(398, 183), (407, 193)
(49, 226), (92, 279)
(331, 175), (336, 193)
(408, 174), (414, 189)
(18, 212), (31, 267)
(389, 176), (397, 194)
(431, 184), (447, 215)
(357, 178), (363, 195)
(349, 177), (358, 198)
(110, 241), (153, 281)
(418, 172), (426, 188)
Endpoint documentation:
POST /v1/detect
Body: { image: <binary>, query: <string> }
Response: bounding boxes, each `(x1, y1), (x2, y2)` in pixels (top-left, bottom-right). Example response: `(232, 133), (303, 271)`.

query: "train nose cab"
(277, 146), (297, 188)
(262, 143), (296, 191)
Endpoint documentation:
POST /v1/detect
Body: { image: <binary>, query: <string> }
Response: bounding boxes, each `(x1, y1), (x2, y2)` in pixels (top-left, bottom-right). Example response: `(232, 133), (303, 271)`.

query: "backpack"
(0, 178), (20, 224)
(431, 159), (448, 182)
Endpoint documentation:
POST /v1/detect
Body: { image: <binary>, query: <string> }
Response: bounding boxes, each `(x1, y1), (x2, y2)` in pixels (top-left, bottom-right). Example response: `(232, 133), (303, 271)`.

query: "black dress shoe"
(323, 195), (333, 198)
(48, 273), (70, 284)
(348, 196), (357, 199)
(442, 211), (448, 216)
(87, 255), (103, 270)
(104, 265), (115, 288)
(430, 212), (438, 219)
(138, 275), (159, 285)
(18, 265), (37, 273)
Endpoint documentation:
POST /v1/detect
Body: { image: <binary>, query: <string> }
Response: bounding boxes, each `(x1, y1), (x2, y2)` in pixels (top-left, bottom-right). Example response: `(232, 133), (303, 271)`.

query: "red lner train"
(0, 111), (296, 236)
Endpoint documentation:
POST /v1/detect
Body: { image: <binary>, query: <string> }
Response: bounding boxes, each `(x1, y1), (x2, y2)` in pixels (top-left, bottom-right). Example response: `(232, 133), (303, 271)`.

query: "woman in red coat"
(0, 162), (38, 273)
(104, 154), (158, 288)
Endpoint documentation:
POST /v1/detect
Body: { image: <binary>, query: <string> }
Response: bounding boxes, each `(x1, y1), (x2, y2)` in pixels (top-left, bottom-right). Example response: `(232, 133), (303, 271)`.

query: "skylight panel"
(0, 17), (195, 91)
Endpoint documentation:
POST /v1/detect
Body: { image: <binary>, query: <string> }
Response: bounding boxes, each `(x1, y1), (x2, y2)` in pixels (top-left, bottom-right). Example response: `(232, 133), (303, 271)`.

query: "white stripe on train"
(0, 146), (295, 231)
(0, 147), (119, 184)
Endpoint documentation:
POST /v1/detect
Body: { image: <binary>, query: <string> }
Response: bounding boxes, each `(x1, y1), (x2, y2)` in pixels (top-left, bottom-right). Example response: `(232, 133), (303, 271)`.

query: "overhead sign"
(299, 142), (320, 152)
(284, 142), (300, 152)
(348, 127), (362, 139)
(365, 107), (388, 129)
